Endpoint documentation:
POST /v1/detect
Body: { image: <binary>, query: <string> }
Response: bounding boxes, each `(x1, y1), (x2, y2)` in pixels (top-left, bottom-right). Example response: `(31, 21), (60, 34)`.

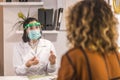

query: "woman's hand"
(49, 51), (56, 65)
(26, 56), (39, 67)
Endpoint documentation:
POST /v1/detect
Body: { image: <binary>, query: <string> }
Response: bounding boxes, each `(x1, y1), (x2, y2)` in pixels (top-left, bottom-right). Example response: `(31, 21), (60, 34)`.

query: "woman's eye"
(36, 26), (39, 29)
(30, 27), (33, 30)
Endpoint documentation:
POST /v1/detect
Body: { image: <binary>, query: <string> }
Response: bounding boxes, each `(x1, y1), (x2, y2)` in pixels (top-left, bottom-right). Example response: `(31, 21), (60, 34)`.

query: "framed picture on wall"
(113, 0), (120, 14)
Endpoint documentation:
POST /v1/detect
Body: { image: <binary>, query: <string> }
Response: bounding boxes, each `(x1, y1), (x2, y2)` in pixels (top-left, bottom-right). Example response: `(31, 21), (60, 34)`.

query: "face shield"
(24, 22), (41, 30)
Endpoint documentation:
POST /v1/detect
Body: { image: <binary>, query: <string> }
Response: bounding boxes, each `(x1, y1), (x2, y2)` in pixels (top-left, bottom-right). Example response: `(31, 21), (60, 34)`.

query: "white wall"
(116, 15), (120, 47)
(109, 0), (120, 47)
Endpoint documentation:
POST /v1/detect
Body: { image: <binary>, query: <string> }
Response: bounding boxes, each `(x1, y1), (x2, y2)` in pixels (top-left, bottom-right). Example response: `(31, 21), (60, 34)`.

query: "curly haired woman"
(57, 0), (120, 80)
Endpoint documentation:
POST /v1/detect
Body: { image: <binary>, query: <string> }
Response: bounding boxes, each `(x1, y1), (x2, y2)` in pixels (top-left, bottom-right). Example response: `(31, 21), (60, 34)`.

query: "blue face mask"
(28, 30), (41, 40)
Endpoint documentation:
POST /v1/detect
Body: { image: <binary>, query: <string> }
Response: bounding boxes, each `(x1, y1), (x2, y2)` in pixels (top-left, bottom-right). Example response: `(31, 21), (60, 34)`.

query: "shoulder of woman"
(65, 47), (84, 59)
(40, 38), (52, 44)
(118, 53), (120, 59)
(14, 41), (27, 49)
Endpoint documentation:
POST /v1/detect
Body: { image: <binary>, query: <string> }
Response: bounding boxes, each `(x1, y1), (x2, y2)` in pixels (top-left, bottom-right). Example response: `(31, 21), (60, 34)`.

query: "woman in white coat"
(13, 17), (57, 76)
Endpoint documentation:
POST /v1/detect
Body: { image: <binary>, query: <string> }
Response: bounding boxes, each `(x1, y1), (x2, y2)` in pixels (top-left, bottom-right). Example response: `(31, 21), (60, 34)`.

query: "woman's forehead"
(29, 21), (36, 23)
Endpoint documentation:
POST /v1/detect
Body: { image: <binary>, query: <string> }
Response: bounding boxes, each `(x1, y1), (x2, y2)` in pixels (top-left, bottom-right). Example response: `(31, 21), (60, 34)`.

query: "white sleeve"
(47, 42), (57, 73)
(13, 44), (28, 76)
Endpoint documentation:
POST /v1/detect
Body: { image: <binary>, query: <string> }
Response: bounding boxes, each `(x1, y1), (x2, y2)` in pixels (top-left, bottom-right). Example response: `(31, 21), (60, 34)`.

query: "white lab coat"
(13, 39), (57, 76)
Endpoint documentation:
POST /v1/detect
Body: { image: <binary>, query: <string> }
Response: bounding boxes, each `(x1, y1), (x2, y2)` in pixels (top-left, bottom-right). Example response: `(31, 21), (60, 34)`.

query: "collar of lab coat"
(22, 39), (48, 56)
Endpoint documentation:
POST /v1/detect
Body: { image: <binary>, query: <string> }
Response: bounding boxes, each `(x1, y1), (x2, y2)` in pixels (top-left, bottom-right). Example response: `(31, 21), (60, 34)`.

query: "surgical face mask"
(28, 30), (41, 40)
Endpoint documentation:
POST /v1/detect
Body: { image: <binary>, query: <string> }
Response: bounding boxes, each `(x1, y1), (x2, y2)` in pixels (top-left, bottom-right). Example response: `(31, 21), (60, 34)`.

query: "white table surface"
(0, 76), (28, 80)
(0, 75), (57, 80)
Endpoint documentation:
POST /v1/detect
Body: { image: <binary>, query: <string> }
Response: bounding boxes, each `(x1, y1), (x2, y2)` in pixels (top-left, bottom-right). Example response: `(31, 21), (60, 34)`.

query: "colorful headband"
(24, 22), (41, 30)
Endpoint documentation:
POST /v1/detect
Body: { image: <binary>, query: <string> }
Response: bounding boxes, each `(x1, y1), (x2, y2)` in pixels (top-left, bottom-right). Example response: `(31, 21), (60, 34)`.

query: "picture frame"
(113, 0), (120, 14)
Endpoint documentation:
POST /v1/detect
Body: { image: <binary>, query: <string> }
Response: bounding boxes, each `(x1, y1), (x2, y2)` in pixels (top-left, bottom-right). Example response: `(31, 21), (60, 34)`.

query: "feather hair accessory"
(12, 8), (30, 30)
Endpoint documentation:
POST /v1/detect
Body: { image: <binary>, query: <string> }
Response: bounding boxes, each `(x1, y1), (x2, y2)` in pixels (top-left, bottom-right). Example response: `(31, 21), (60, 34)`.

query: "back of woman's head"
(66, 0), (118, 54)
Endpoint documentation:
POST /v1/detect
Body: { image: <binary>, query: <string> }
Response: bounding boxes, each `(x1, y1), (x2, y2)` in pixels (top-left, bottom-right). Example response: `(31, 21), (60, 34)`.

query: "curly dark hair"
(66, 0), (119, 54)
